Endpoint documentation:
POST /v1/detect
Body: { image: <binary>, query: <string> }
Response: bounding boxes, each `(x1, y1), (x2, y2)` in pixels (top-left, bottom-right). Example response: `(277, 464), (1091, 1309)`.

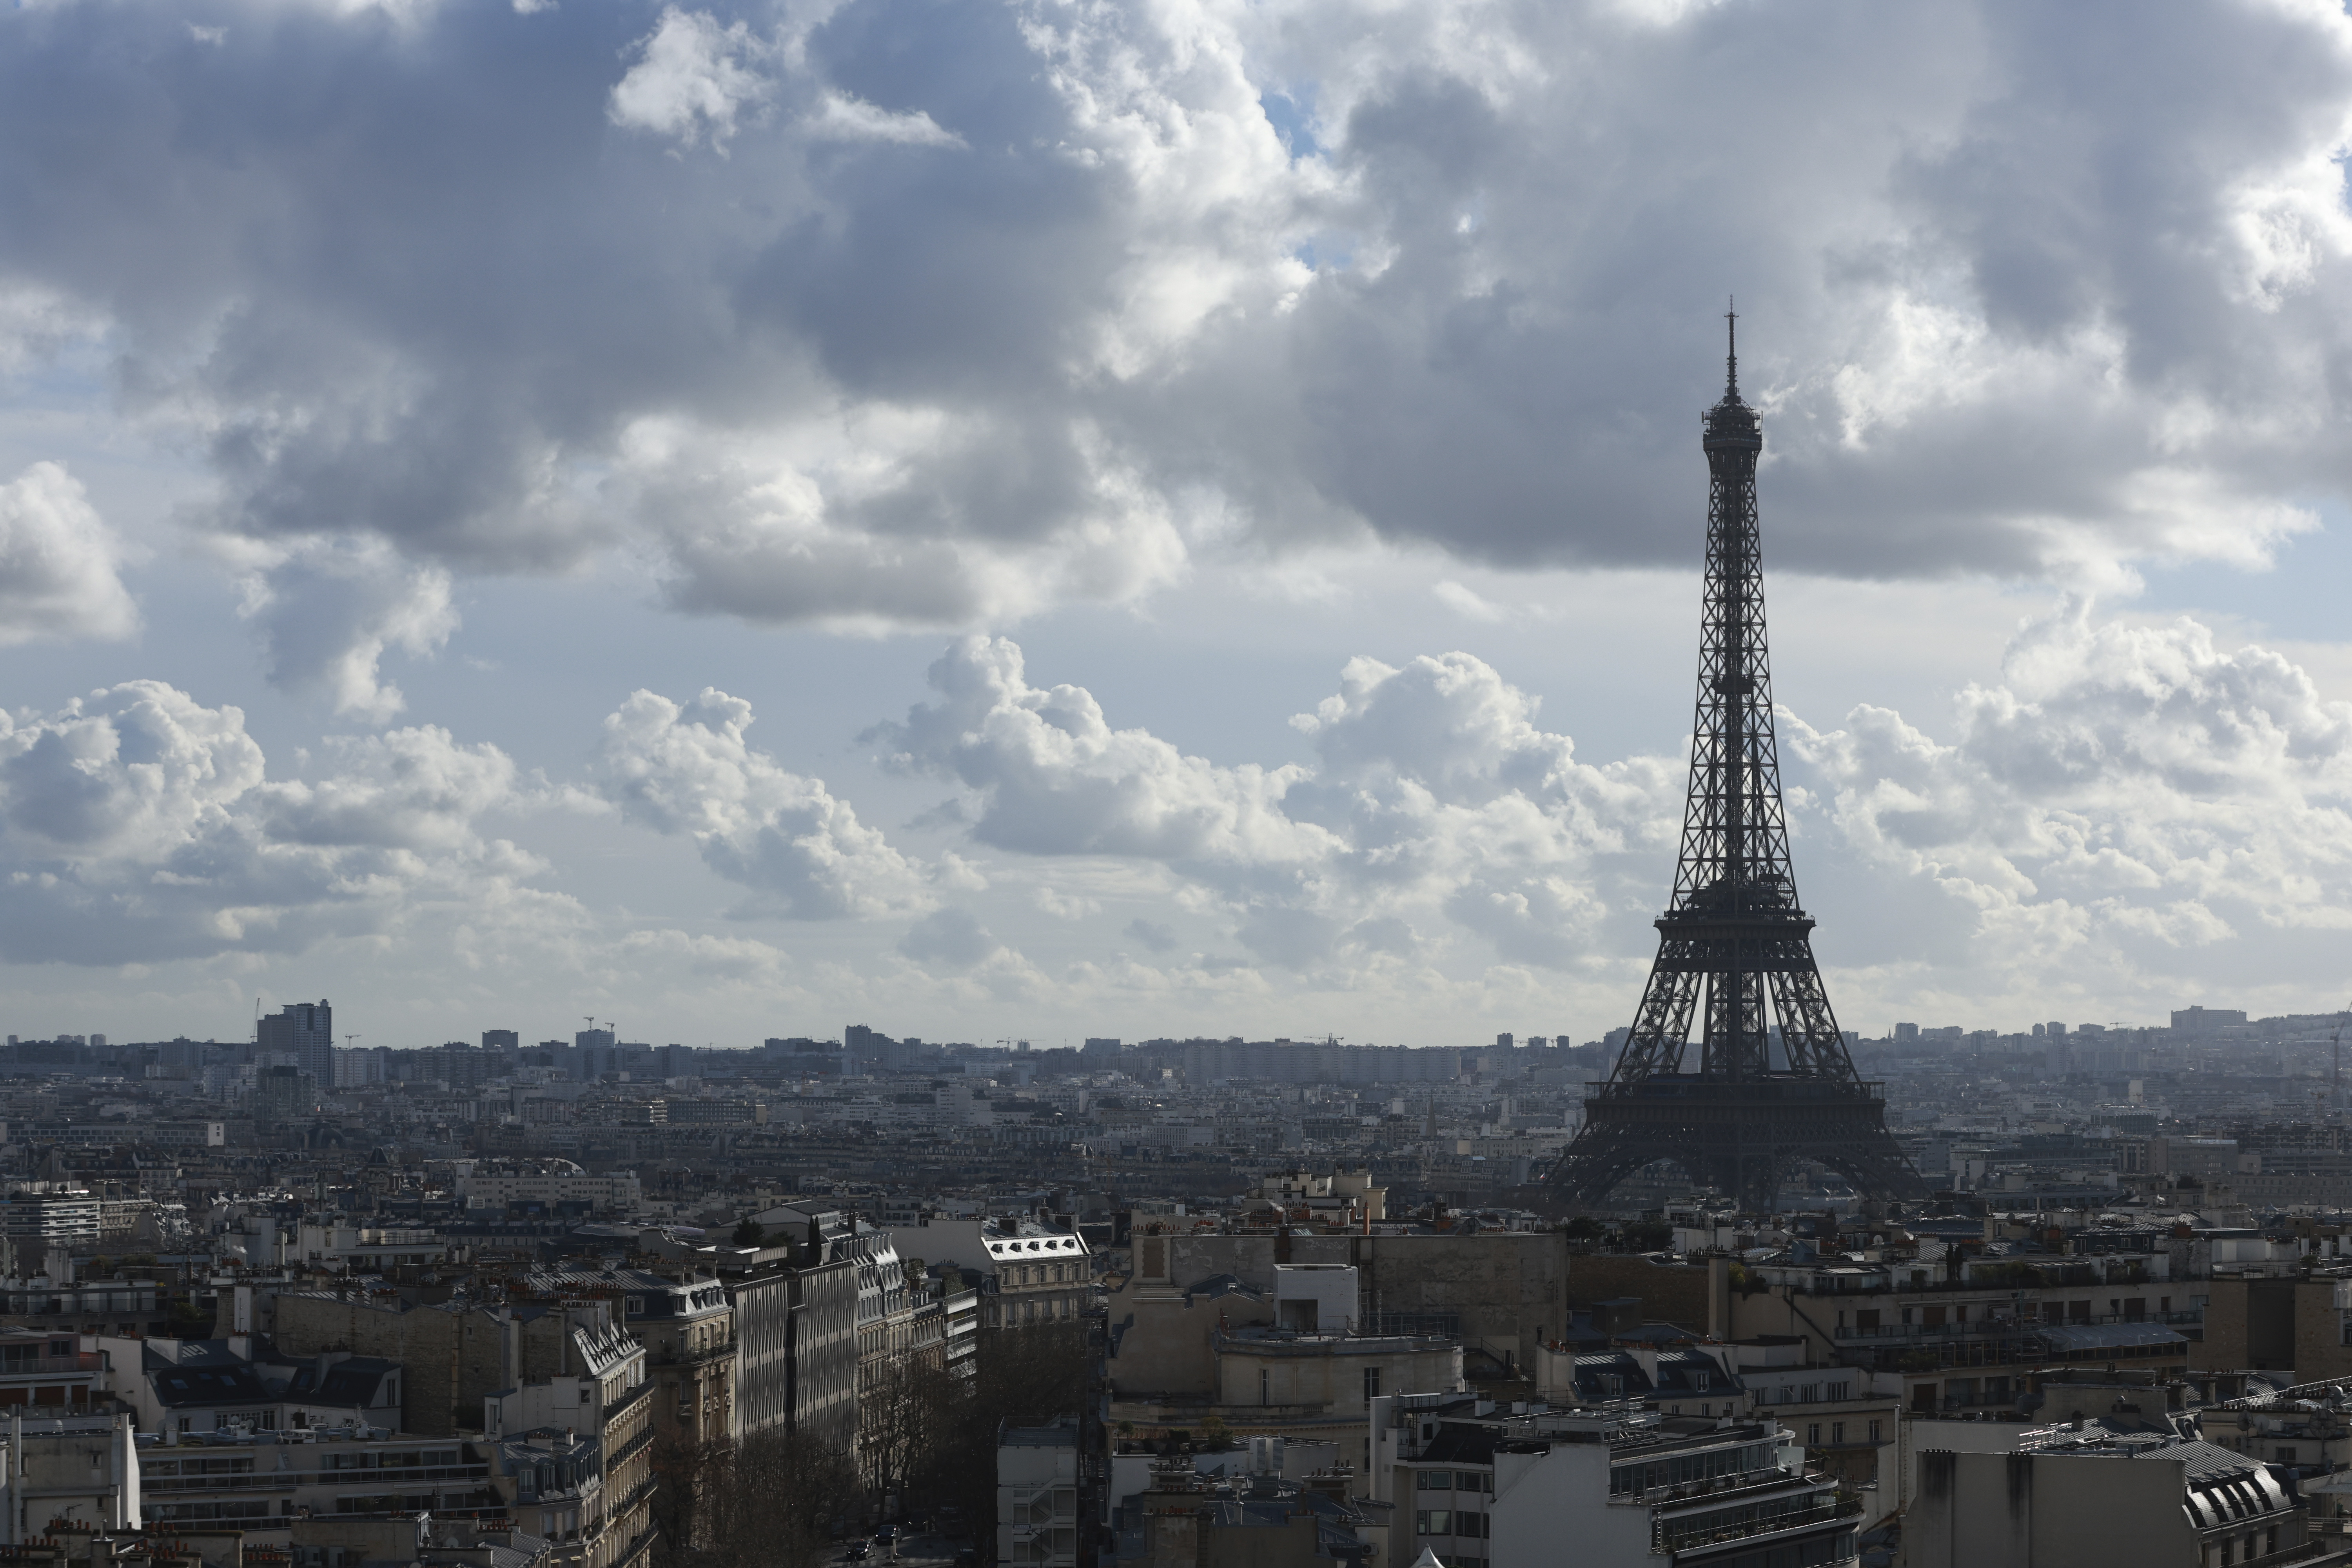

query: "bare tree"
(911, 1325), (1089, 1545)
(658, 1428), (862, 1568)
(862, 1354), (964, 1505)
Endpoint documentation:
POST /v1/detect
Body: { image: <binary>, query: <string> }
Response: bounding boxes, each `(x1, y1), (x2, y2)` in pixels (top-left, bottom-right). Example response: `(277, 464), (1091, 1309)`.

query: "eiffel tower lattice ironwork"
(1546, 311), (1926, 1214)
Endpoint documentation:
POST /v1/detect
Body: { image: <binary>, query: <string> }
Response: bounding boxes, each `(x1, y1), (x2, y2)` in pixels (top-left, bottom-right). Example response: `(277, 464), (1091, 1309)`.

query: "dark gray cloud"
(3, 0), (2349, 702)
(898, 906), (1000, 969)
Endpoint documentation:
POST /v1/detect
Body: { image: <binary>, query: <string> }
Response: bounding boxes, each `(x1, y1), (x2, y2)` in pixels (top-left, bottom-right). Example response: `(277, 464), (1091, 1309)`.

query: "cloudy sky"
(1, 0), (2350, 1051)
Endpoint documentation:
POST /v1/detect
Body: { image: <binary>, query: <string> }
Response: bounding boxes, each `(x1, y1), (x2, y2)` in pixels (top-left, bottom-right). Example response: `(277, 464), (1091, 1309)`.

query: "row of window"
(1610, 1441), (1778, 1496)
(1853, 1299), (2176, 1330)
(1414, 1470), (1493, 1494)
(1702, 1528), (1855, 1568)
(2209, 1526), (2279, 1566)
(1758, 1383), (1849, 1405)
(1413, 1510), (1486, 1539)
(1004, 1263), (1077, 1285)
(1801, 1421), (1881, 1448)
(325, 1449), (465, 1470)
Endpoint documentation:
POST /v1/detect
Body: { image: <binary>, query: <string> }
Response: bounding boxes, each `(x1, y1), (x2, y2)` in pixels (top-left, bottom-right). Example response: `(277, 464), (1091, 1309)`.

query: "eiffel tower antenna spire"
(1725, 296), (1739, 399)
(1545, 314), (1924, 1215)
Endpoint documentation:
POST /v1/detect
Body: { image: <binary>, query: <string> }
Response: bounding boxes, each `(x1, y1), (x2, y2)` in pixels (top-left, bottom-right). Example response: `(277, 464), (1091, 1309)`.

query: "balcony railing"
(0, 1352), (101, 1375)
(1651, 1493), (1861, 1554)
(1837, 1309), (2201, 1342)
(1612, 1468), (1819, 1510)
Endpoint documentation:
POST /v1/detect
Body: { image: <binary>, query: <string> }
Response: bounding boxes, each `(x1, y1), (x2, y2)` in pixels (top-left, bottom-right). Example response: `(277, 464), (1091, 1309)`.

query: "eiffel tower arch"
(1546, 313), (1926, 1216)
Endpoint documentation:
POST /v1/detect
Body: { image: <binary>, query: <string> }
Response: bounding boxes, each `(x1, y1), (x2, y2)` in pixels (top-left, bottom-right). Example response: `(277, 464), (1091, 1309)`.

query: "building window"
(1832, 1422), (1845, 1445)
(1414, 1512), (1451, 1537)
(1416, 1472), (1451, 1491)
(1868, 1421), (1882, 1443)
(1808, 1424), (1821, 1446)
(1364, 1368), (1381, 1401)
(1260, 1369), (1270, 1406)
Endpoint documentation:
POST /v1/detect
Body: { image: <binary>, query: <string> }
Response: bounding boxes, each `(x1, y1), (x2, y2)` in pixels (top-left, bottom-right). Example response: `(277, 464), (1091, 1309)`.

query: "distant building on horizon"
(257, 999), (333, 1093)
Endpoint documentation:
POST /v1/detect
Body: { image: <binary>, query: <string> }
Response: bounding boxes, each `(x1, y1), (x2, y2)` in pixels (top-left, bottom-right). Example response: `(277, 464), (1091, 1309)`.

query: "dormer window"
(1694, 1371), (1710, 1391)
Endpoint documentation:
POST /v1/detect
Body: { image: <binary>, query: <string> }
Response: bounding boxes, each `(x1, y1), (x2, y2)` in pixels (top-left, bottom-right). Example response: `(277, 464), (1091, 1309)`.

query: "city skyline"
(0, 3), (2348, 1044)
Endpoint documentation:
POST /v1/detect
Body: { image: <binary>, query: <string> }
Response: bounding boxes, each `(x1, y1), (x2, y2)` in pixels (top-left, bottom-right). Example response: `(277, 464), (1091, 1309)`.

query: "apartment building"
(0, 1329), (108, 1412)
(0, 1412), (141, 1541)
(138, 1428), (501, 1536)
(453, 1164), (642, 1212)
(997, 1419), (1080, 1568)
(879, 1214), (1094, 1329)
(1722, 1257), (2195, 1418)
(722, 1240), (858, 1448)
(523, 1269), (735, 1449)
(484, 1318), (657, 1568)
(1370, 1394), (1859, 1568)
(1906, 1433), (2343, 1568)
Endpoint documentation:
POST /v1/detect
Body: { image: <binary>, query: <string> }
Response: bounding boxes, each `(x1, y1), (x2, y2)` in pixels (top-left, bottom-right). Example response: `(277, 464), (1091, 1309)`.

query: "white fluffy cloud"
(607, 7), (774, 151)
(1787, 605), (2352, 1013)
(597, 686), (937, 919)
(862, 613), (2352, 1021)
(873, 634), (1682, 971)
(0, 681), (539, 963)
(5, 0), (2352, 688)
(0, 463), (138, 645)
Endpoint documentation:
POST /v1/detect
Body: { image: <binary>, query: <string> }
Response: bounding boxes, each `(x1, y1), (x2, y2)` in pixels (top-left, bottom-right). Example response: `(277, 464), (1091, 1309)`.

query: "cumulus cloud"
(5, 0), (2351, 659)
(868, 613), (2352, 1015)
(597, 686), (935, 918)
(234, 537), (456, 721)
(607, 7), (774, 151)
(1787, 603), (2352, 1005)
(0, 681), (538, 963)
(0, 463), (139, 645)
(873, 635), (1681, 970)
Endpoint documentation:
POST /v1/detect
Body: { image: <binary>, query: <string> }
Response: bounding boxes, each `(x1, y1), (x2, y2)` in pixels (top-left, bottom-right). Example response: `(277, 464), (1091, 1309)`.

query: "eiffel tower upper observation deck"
(1544, 312), (1925, 1214)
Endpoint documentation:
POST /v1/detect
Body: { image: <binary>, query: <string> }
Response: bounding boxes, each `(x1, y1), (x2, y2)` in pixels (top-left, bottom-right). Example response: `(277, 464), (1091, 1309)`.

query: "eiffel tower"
(1546, 312), (1926, 1215)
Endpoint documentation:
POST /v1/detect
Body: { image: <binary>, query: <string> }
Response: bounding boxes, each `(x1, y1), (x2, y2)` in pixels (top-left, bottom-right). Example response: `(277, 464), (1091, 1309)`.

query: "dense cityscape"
(0, 998), (2336, 1568)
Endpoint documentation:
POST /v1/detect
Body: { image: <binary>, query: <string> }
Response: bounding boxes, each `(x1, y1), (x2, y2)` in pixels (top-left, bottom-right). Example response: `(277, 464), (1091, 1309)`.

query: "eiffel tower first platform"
(1544, 314), (1926, 1216)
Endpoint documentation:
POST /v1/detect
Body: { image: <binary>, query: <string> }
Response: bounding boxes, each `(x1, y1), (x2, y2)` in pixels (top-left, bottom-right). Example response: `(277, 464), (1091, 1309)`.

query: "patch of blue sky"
(1258, 87), (1321, 162)
(2131, 499), (2352, 644)
(1290, 229), (1357, 272)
